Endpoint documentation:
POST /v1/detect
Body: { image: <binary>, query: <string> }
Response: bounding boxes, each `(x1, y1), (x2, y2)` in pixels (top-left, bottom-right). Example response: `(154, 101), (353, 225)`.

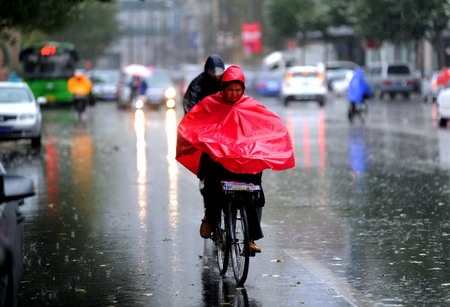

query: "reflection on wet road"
(0, 95), (448, 306)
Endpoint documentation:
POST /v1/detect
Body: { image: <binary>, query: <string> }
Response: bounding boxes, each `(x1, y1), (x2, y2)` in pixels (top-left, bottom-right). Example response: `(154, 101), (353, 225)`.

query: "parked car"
(0, 164), (35, 306)
(0, 82), (45, 148)
(321, 60), (358, 91)
(421, 70), (441, 103)
(331, 69), (355, 96)
(142, 69), (177, 109)
(252, 71), (282, 97)
(280, 65), (328, 106)
(365, 62), (416, 100)
(89, 69), (121, 101)
(436, 87), (450, 127)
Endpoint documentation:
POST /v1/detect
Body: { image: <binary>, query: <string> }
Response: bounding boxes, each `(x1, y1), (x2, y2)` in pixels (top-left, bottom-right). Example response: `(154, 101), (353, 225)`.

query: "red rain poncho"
(176, 91), (295, 175)
(437, 67), (450, 87)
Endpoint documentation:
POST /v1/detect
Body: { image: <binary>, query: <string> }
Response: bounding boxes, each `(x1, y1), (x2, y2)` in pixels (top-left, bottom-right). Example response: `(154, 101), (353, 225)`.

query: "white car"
(280, 65), (328, 106)
(331, 70), (354, 96)
(0, 82), (45, 148)
(436, 88), (450, 128)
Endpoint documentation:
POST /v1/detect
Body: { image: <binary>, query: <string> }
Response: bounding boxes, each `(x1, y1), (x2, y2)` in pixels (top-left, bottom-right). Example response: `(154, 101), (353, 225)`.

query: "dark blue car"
(253, 71), (282, 97)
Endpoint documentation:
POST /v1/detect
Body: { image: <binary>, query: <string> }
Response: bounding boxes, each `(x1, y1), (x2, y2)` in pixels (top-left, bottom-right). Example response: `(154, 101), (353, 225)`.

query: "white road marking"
(285, 249), (378, 307)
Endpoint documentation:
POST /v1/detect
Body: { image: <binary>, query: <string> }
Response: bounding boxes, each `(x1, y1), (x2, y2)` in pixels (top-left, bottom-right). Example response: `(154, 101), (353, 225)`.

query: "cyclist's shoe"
(249, 240), (261, 253)
(200, 218), (213, 239)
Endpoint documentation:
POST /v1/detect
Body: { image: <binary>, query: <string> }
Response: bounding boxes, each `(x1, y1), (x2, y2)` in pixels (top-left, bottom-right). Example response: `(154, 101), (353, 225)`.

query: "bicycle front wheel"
(216, 209), (229, 275)
(229, 206), (250, 286)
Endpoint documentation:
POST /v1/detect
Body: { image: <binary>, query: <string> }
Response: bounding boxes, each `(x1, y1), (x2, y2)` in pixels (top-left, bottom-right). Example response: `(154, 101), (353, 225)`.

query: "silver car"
(365, 62), (417, 100)
(0, 82), (45, 148)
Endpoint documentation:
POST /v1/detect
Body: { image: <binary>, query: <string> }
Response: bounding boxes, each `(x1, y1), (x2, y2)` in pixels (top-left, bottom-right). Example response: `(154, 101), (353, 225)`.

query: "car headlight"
(166, 99), (176, 108)
(135, 98), (145, 109)
(164, 87), (176, 99)
(19, 114), (36, 121)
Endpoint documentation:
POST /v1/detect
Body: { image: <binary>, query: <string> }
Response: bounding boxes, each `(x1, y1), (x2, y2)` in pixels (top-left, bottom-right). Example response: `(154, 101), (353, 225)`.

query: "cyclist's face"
(223, 82), (244, 104)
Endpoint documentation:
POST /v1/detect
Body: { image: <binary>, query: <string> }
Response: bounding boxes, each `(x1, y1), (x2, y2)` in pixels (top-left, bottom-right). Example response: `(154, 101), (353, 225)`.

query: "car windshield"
(146, 71), (173, 86)
(328, 68), (352, 79)
(387, 65), (410, 74)
(0, 88), (33, 104)
(91, 71), (120, 84)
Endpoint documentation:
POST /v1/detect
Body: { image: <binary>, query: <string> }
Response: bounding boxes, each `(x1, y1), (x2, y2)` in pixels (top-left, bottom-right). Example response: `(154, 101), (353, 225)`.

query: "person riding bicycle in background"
(176, 65), (295, 253)
(347, 66), (373, 121)
(68, 71), (93, 97)
(183, 55), (225, 114)
(68, 71), (93, 113)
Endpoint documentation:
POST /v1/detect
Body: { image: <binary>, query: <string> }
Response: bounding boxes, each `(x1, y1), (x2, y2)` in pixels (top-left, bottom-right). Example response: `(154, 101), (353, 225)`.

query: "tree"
(43, 0), (120, 62)
(351, 0), (450, 67)
(266, 0), (332, 62)
(0, 0), (113, 42)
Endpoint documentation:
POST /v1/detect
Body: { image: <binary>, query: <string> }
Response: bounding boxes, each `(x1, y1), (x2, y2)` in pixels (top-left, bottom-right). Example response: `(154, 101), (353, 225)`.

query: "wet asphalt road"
(1, 93), (449, 306)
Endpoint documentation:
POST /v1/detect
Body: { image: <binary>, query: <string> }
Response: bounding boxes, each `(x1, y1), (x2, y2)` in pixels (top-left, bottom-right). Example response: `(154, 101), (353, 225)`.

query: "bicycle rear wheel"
(215, 209), (229, 275)
(229, 206), (250, 285)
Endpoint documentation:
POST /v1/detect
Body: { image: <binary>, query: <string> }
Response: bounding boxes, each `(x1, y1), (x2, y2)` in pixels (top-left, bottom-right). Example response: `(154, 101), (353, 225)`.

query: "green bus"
(19, 41), (78, 104)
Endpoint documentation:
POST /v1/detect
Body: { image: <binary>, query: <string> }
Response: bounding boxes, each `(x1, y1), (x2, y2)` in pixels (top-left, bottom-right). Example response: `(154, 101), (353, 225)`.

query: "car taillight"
(406, 80), (415, 86)
(316, 72), (325, 82)
(383, 80), (393, 86)
(285, 72), (294, 81)
(432, 81), (438, 89)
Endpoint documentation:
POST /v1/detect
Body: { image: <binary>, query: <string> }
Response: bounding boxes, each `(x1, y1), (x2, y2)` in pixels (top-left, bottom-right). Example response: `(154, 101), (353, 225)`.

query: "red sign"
(41, 45), (56, 56)
(242, 22), (262, 54)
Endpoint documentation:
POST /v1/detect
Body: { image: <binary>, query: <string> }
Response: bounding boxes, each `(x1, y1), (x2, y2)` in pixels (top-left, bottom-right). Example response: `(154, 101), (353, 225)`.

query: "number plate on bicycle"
(221, 181), (261, 192)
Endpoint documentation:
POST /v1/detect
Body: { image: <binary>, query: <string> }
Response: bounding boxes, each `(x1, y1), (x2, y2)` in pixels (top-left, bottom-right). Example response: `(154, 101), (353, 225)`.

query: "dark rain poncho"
(182, 55), (225, 114)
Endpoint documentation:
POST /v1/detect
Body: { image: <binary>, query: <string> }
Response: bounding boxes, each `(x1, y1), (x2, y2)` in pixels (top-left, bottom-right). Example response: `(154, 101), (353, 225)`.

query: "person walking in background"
(183, 55), (225, 114)
(129, 75), (148, 101)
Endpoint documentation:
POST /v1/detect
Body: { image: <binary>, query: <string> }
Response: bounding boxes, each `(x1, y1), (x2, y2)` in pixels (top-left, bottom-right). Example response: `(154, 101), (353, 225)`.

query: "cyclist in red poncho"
(176, 65), (295, 253)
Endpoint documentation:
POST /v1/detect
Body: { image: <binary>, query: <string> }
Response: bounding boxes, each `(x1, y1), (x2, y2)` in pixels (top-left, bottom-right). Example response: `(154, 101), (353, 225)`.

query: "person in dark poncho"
(182, 55), (225, 114)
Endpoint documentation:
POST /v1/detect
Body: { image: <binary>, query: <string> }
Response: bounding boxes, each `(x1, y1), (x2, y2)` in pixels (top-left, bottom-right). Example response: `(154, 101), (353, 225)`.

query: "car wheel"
(389, 93), (396, 100)
(31, 136), (41, 148)
(403, 93), (410, 100)
(283, 97), (290, 107)
(439, 118), (448, 128)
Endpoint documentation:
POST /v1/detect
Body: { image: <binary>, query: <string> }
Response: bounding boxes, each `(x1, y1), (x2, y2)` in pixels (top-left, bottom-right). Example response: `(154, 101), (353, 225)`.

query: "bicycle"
(212, 180), (262, 286)
(348, 100), (368, 124)
(73, 94), (88, 119)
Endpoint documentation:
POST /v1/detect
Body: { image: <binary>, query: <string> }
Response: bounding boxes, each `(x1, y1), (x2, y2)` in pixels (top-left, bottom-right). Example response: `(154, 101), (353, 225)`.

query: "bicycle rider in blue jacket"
(347, 67), (373, 121)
